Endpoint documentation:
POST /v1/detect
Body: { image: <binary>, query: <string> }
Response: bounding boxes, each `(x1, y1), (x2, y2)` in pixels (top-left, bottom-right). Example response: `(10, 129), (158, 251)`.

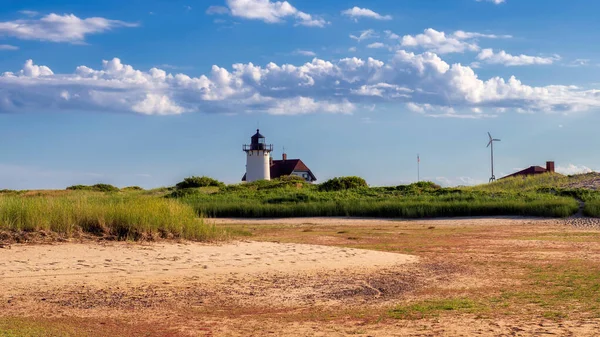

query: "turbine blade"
(487, 141), (491, 148)
(494, 139), (501, 141)
(488, 132), (492, 140)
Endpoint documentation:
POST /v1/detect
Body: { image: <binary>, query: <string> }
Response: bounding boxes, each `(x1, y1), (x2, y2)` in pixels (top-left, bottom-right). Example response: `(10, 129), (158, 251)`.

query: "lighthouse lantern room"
(243, 129), (273, 182)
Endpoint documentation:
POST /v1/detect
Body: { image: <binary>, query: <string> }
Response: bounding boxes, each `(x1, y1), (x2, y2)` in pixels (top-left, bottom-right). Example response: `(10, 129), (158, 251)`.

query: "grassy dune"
(2, 173), (599, 241)
(0, 192), (224, 241)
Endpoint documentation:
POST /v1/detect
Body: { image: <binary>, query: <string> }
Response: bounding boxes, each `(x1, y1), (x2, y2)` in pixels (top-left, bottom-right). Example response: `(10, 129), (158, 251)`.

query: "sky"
(1, 0), (600, 189)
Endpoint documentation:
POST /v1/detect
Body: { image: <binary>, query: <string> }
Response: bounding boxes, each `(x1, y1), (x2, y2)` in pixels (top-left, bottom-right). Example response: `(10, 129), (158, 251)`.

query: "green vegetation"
(2, 173), (600, 240)
(318, 176), (368, 191)
(175, 176), (225, 189)
(584, 200), (600, 217)
(176, 176), (579, 218)
(0, 193), (224, 241)
(389, 298), (481, 320)
(66, 184), (120, 192)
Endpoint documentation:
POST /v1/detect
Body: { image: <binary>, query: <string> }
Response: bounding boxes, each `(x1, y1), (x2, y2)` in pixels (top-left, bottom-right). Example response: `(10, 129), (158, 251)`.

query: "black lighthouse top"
(243, 129), (273, 152)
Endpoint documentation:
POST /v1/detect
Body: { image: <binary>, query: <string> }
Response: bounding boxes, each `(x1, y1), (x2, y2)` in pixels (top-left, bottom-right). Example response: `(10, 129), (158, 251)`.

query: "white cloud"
(452, 30), (512, 39)
(206, 6), (231, 15)
(399, 28), (510, 54)
(556, 164), (594, 175)
(348, 47), (357, 52)
(225, 0), (328, 27)
(0, 44), (18, 51)
(401, 28), (479, 54)
(567, 59), (590, 67)
(367, 42), (386, 49)
(2, 50), (600, 117)
(384, 30), (400, 40)
(476, 0), (506, 4)
(294, 49), (316, 56)
(350, 29), (377, 42)
(266, 97), (354, 115)
(434, 176), (484, 187)
(341, 7), (392, 21)
(132, 93), (186, 115)
(0, 13), (138, 44)
(477, 49), (559, 66)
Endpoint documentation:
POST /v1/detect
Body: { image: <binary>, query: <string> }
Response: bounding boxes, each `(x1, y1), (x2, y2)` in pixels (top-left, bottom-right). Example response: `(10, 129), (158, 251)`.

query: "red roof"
(242, 159), (317, 182)
(500, 166), (549, 179)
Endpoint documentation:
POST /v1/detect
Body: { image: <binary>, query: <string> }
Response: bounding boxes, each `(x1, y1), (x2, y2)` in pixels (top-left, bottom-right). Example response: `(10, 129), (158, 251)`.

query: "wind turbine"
(487, 132), (501, 182)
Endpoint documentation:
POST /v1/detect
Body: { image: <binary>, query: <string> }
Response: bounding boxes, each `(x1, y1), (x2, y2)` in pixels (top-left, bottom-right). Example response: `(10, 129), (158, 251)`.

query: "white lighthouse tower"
(243, 129), (273, 182)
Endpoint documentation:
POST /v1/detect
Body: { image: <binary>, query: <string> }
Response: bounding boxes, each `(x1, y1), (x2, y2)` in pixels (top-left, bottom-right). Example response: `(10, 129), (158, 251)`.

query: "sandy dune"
(0, 241), (417, 293)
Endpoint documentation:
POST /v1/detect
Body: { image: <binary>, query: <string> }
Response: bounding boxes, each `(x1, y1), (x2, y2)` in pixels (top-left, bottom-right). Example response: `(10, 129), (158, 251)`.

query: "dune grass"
(584, 200), (600, 217)
(0, 192), (224, 241)
(175, 178), (579, 218)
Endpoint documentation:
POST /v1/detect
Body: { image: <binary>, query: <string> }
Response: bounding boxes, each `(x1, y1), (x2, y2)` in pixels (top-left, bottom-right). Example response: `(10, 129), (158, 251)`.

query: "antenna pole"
(417, 154), (420, 182)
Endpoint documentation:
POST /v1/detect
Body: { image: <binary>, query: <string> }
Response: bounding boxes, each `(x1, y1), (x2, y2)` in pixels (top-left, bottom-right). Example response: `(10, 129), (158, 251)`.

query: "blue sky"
(1, 0), (600, 189)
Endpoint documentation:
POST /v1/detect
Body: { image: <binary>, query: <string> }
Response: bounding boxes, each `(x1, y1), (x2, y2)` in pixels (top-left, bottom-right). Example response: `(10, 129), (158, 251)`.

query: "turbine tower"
(487, 132), (501, 183)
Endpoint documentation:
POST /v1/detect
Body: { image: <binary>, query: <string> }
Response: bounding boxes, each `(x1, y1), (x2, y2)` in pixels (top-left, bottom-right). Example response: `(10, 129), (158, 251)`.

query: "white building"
(243, 129), (273, 183)
(242, 129), (317, 183)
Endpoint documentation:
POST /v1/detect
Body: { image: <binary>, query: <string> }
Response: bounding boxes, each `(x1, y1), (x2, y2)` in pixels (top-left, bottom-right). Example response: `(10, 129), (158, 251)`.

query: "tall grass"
(0, 193), (224, 241)
(184, 195), (578, 219)
(584, 200), (600, 218)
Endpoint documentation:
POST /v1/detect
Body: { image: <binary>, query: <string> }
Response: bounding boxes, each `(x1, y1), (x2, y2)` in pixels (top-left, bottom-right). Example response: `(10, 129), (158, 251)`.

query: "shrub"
(175, 176), (224, 189)
(122, 186), (144, 191)
(319, 176), (368, 192)
(66, 184), (119, 192)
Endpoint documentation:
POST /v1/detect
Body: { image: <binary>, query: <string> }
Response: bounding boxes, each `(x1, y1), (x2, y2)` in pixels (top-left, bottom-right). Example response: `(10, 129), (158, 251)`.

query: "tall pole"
(490, 142), (495, 182)
(417, 154), (420, 182)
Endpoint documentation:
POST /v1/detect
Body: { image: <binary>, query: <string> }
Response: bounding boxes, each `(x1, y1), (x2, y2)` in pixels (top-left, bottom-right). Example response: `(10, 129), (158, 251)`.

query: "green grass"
(584, 200), (600, 217)
(389, 298), (482, 320)
(0, 193), (225, 241)
(175, 178), (579, 218)
(1, 173), (598, 239)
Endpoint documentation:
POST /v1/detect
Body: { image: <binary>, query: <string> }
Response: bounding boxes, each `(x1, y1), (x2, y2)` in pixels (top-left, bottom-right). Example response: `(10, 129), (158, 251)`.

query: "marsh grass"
(0, 193), (224, 241)
(183, 193), (578, 219)
(583, 200), (600, 217)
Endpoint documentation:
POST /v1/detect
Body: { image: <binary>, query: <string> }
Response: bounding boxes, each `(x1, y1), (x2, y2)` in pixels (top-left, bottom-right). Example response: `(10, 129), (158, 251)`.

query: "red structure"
(500, 161), (558, 179)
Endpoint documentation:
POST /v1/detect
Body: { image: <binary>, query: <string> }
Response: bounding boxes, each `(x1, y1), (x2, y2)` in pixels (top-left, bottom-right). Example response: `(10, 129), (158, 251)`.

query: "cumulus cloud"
(477, 49), (559, 66)
(2, 50), (600, 117)
(399, 28), (510, 54)
(0, 13), (138, 44)
(556, 164), (594, 175)
(224, 0), (328, 27)
(341, 7), (392, 21)
(0, 44), (18, 51)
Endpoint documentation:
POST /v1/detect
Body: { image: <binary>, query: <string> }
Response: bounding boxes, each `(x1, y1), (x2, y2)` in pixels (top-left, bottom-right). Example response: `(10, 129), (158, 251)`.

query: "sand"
(0, 240), (417, 293)
(2, 217), (600, 336)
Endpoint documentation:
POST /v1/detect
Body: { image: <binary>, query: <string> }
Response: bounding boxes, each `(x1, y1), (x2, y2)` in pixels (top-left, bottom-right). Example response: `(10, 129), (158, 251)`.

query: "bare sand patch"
(0, 241), (417, 294)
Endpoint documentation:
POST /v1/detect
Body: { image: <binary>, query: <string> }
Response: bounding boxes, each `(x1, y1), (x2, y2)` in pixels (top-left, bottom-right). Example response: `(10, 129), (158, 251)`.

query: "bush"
(122, 186), (144, 191)
(319, 176), (368, 192)
(66, 184), (120, 192)
(175, 176), (224, 189)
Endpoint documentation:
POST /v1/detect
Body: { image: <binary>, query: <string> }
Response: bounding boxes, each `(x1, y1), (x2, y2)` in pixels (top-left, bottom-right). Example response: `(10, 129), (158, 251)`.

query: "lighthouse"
(243, 129), (273, 182)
